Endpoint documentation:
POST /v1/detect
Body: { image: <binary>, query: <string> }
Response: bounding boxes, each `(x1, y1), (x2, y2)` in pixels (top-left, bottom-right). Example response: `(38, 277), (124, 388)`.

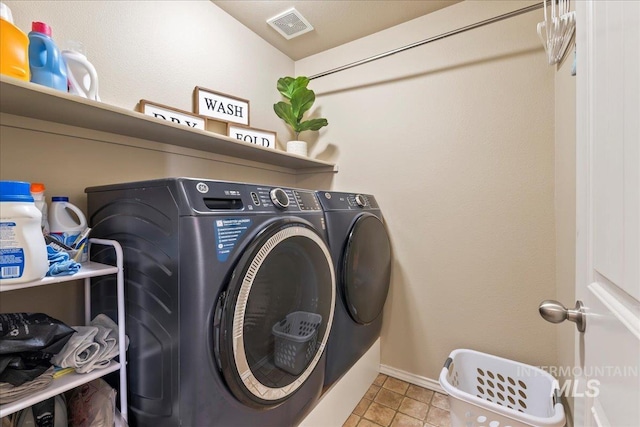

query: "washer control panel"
(294, 190), (321, 211)
(251, 186), (321, 212)
(318, 191), (379, 211)
(184, 179), (322, 213)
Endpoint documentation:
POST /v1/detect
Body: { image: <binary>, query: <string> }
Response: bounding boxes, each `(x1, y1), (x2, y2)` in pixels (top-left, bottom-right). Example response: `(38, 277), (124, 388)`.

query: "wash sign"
(194, 86), (250, 125)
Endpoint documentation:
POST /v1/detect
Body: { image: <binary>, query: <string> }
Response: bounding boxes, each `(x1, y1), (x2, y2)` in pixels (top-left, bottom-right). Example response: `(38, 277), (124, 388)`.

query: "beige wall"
(0, 1), (303, 325)
(297, 0), (558, 381)
(4, 0), (297, 147)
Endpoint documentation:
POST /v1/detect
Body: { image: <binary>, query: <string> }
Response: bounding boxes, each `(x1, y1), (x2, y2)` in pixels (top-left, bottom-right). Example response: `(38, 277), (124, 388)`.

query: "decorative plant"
(273, 76), (328, 141)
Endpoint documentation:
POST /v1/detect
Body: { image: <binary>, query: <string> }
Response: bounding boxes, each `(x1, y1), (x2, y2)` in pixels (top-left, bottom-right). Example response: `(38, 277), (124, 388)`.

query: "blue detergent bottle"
(28, 21), (67, 91)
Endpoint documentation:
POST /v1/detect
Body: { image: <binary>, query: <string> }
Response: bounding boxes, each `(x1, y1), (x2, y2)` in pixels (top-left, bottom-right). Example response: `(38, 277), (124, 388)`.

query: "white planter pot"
(286, 140), (308, 157)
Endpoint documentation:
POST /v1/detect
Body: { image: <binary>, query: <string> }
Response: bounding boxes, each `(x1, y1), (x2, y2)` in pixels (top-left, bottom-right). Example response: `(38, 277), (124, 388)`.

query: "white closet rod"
(309, 2), (544, 80)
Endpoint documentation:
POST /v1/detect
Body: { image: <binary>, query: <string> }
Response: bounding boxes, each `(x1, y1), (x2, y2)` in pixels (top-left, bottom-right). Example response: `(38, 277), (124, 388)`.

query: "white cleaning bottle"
(30, 182), (50, 235)
(0, 181), (48, 284)
(49, 196), (87, 246)
(61, 41), (99, 101)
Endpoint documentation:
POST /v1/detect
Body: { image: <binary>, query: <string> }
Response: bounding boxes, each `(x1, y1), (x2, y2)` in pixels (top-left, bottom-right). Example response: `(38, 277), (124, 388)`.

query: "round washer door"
(342, 213), (392, 325)
(216, 219), (335, 408)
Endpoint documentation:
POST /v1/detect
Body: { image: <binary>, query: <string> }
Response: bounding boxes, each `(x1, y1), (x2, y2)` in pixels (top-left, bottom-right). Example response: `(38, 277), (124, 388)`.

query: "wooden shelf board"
(0, 76), (336, 173)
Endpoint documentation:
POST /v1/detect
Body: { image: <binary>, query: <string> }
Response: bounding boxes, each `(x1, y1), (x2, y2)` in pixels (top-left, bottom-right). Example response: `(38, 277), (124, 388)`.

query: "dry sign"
(139, 100), (206, 130)
(227, 124), (276, 149)
(194, 87), (249, 125)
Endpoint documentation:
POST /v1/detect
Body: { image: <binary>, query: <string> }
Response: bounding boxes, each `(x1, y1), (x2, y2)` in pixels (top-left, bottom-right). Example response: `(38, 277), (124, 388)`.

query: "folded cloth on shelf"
(0, 357), (49, 387)
(0, 366), (54, 404)
(48, 259), (81, 276)
(51, 314), (129, 374)
(82, 314), (121, 373)
(46, 246), (69, 264)
(46, 245), (81, 277)
(50, 327), (101, 372)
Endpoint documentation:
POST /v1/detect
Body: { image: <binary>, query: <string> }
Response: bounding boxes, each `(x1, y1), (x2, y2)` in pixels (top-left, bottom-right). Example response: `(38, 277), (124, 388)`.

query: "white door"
(575, 1), (640, 426)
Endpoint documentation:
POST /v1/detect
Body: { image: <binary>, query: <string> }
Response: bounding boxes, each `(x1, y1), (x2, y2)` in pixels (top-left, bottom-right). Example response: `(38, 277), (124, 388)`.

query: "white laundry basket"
(439, 349), (565, 427)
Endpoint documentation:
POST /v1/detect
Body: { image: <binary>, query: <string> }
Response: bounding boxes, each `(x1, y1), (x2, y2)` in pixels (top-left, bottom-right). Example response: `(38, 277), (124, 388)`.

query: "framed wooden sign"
(139, 100), (205, 130)
(227, 124), (277, 149)
(194, 87), (250, 126)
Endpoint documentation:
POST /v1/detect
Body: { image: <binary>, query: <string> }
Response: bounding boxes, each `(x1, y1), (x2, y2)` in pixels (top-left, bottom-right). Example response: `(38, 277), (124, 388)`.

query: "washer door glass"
(342, 214), (392, 325)
(217, 220), (335, 408)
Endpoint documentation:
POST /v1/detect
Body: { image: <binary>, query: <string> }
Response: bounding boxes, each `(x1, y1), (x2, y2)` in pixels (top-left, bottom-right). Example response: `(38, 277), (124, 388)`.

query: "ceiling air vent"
(267, 8), (314, 40)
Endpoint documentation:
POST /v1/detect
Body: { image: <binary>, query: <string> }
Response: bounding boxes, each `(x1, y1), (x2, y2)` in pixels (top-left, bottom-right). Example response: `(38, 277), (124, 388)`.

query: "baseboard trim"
(379, 364), (446, 395)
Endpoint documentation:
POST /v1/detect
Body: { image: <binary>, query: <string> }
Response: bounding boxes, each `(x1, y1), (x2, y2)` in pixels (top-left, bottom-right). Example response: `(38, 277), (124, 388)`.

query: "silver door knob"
(539, 300), (586, 332)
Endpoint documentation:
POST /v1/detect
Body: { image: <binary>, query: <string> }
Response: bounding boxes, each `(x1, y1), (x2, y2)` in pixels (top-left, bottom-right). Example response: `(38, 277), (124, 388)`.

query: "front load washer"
(85, 178), (335, 427)
(317, 191), (392, 388)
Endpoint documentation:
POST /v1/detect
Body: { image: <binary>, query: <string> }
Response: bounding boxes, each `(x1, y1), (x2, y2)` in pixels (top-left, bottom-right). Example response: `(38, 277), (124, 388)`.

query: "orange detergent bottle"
(0, 2), (29, 81)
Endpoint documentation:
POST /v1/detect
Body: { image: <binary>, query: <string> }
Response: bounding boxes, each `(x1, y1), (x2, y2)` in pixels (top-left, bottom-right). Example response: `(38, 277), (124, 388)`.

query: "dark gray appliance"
(86, 178), (335, 427)
(317, 191), (391, 388)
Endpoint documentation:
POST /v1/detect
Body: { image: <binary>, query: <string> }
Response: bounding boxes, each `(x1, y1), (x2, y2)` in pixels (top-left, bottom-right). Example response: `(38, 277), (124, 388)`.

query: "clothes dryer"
(317, 191), (392, 388)
(86, 178), (335, 427)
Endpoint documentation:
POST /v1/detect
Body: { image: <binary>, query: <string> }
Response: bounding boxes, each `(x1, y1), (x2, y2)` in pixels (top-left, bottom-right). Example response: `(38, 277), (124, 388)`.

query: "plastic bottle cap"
(30, 182), (46, 193)
(0, 2), (14, 23)
(0, 181), (35, 202)
(51, 196), (69, 202)
(31, 21), (52, 36)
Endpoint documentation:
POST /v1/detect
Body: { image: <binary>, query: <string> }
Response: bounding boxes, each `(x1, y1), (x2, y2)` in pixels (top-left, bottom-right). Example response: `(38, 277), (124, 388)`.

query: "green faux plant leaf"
(274, 75), (327, 140)
(298, 118), (329, 132)
(273, 102), (298, 129)
(277, 76), (309, 100)
(291, 88), (315, 121)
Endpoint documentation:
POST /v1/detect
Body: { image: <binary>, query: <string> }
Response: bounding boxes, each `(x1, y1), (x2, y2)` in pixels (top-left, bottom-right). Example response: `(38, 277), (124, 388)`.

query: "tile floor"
(342, 374), (451, 427)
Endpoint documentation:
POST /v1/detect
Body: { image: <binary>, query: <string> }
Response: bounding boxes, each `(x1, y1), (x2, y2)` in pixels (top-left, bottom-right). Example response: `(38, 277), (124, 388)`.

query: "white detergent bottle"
(0, 181), (49, 284)
(61, 41), (99, 101)
(30, 182), (50, 235)
(49, 196), (87, 246)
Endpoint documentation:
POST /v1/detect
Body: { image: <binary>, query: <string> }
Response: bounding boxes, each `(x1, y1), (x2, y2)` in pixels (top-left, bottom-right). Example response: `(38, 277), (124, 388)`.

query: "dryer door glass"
(342, 214), (392, 325)
(217, 220), (335, 408)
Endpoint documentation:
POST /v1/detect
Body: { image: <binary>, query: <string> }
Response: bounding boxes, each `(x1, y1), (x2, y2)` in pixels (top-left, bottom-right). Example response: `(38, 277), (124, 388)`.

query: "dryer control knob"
(355, 194), (367, 207)
(270, 188), (290, 209)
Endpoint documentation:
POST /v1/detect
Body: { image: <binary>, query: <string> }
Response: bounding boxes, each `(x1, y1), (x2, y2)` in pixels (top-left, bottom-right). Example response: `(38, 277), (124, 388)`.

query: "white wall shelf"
(0, 239), (128, 422)
(0, 76), (337, 173)
(0, 361), (121, 417)
(0, 262), (118, 293)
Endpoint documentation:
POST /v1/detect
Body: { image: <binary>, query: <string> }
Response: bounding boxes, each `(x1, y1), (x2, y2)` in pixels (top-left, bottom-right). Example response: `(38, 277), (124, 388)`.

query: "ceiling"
(211, 1), (463, 60)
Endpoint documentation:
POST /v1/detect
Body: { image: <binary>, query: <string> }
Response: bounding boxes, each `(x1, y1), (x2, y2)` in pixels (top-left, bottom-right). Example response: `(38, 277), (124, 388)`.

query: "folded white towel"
(77, 314), (124, 373)
(82, 324), (117, 372)
(51, 314), (128, 374)
(91, 314), (120, 362)
(50, 327), (101, 372)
